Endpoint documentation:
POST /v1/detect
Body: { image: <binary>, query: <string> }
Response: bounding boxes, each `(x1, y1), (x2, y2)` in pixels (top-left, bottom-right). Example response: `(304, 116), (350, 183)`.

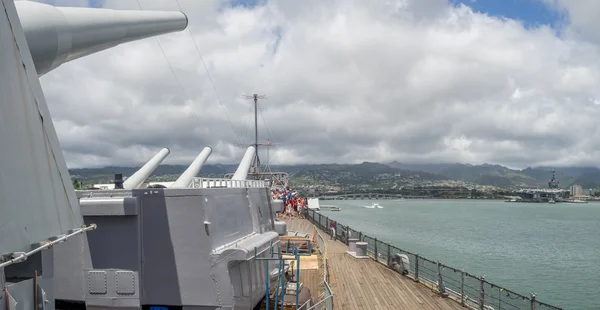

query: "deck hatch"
(88, 270), (107, 294)
(115, 270), (136, 295)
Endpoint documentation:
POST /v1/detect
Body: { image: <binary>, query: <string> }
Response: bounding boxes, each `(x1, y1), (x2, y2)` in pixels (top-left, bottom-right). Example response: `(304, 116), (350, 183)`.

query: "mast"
(254, 94), (260, 174)
(243, 93), (266, 179)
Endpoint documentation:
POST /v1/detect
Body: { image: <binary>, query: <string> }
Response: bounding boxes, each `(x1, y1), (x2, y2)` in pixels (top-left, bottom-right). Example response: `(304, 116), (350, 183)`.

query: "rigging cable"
(257, 102), (277, 171)
(135, 0), (242, 146)
(258, 101), (277, 144)
(133, 0), (203, 128)
(173, 0), (242, 146)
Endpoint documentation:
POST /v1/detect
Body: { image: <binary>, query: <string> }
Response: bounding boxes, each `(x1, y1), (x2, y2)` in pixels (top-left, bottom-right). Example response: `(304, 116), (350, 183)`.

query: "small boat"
(549, 198), (556, 204)
(320, 204), (341, 211)
(364, 203), (384, 209)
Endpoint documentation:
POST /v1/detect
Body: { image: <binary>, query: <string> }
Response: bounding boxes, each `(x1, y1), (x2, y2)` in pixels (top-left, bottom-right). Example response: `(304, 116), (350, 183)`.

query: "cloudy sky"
(26, 0), (600, 169)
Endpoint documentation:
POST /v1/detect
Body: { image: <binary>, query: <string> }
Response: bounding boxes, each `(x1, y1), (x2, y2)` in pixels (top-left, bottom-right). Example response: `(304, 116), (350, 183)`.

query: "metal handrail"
(298, 298), (312, 309)
(0, 223), (97, 268)
(306, 209), (563, 310)
(189, 177), (266, 189)
(307, 294), (333, 310)
(309, 225), (334, 310)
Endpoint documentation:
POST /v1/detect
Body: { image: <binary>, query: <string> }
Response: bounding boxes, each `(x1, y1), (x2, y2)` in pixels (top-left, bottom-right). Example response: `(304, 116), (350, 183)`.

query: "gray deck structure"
(52, 180), (280, 310)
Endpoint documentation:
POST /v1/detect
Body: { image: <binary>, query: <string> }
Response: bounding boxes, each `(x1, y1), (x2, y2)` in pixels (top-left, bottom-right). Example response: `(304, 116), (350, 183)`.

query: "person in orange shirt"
(298, 197), (305, 219)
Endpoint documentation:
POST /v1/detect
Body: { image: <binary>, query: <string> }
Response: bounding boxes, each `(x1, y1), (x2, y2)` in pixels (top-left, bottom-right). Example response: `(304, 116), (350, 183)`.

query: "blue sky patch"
(229, 0), (265, 9)
(33, 0), (103, 8)
(449, 0), (566, 29)
(89, 0), (103, 8)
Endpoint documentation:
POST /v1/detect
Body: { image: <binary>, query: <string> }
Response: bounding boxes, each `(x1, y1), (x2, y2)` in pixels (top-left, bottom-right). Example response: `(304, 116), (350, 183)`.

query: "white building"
(570, 184), (583, 196)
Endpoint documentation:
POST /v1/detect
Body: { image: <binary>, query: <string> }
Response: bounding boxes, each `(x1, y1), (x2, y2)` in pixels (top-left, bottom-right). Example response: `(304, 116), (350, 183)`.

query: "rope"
(173, 0), (242, 146)
(134, 0), (242, 146)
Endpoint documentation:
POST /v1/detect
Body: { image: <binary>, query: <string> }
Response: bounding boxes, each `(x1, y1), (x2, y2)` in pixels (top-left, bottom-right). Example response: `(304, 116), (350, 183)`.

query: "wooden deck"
(282, 253), (321, 305)
(284, 218), (465, 310)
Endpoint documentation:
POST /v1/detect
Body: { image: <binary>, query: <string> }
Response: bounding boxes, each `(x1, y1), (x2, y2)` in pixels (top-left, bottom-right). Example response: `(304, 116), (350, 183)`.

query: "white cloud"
(544, 0), (600, 43)
(31, 0), (600, 168)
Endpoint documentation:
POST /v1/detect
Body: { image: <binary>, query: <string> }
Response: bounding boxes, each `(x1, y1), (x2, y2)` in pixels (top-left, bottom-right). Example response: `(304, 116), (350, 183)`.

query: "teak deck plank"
(284, 218), (464, 310)
(300, 268), (320, 304)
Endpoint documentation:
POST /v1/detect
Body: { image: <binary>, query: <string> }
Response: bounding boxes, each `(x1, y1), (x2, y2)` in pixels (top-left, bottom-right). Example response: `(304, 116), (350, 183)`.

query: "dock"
(284, 218), (464, 310)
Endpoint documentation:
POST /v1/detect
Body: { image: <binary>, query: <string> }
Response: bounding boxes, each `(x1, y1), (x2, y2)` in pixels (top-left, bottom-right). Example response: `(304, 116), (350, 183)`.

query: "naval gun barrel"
(231, 146), (256, 181)
(123, 147), (170, 189)
(170, 147), (212, 188)
(15, 1), (188, 76)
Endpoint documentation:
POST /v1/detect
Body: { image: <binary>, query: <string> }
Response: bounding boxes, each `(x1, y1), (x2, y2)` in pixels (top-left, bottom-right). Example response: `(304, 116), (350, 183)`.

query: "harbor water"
(319, 199), (600, 310)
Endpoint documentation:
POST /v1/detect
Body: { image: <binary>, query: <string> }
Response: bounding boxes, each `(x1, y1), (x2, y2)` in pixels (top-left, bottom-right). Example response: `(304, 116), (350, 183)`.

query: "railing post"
(460, 270), (465, 306)
(437, 261), (446, 296)
(374, 238), (378, 261)
(530, 293), (536, 310)
(346, 226), (350, 244)
(479, 275), (485, 310)
(318, 213), (322, 229)
(387, 243), (391, 267)
(265, 259), (269, 310)
(414, 254), (419, 282)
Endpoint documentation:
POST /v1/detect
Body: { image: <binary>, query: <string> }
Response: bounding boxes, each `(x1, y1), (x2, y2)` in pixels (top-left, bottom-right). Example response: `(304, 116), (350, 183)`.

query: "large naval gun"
(15, 1), (189, 76)
(0, 1), (187, 309)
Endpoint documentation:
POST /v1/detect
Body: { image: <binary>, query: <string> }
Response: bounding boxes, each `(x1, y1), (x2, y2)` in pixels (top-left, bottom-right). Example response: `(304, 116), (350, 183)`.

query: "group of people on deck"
(272, 187), (307, 219)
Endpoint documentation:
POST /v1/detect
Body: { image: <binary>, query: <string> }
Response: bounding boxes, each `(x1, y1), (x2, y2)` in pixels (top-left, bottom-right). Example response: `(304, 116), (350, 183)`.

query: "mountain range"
(387, 162), (600, 189)
(68, 162), (600, 189)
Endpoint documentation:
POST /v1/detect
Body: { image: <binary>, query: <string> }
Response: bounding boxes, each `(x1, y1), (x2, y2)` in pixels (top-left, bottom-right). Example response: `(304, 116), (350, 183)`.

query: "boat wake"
(364, 203), (384, 209)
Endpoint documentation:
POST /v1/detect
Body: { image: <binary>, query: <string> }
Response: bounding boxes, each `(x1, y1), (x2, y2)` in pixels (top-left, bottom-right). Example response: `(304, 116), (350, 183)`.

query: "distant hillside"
(69, 161), (600, 189)
(389, 162), (600, 189)
(387, 162), (457, 174)
(290, 162), (445, 186)
(69, 162), (446, 187)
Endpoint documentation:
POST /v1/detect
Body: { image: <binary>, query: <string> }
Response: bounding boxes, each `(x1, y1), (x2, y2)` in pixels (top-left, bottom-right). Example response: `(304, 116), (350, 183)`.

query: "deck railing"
(306, 209), (562, 310)
(307, 225), (334, 310)
(189, 177), (265, 188)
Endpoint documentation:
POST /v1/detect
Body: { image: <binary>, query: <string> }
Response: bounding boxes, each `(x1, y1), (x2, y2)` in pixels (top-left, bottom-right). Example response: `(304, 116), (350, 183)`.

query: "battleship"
(0, 1), (565, 309)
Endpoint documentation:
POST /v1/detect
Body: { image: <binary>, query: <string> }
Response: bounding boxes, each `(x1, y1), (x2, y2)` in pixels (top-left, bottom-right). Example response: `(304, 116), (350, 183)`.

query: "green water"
(318, 199), (600, 310)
